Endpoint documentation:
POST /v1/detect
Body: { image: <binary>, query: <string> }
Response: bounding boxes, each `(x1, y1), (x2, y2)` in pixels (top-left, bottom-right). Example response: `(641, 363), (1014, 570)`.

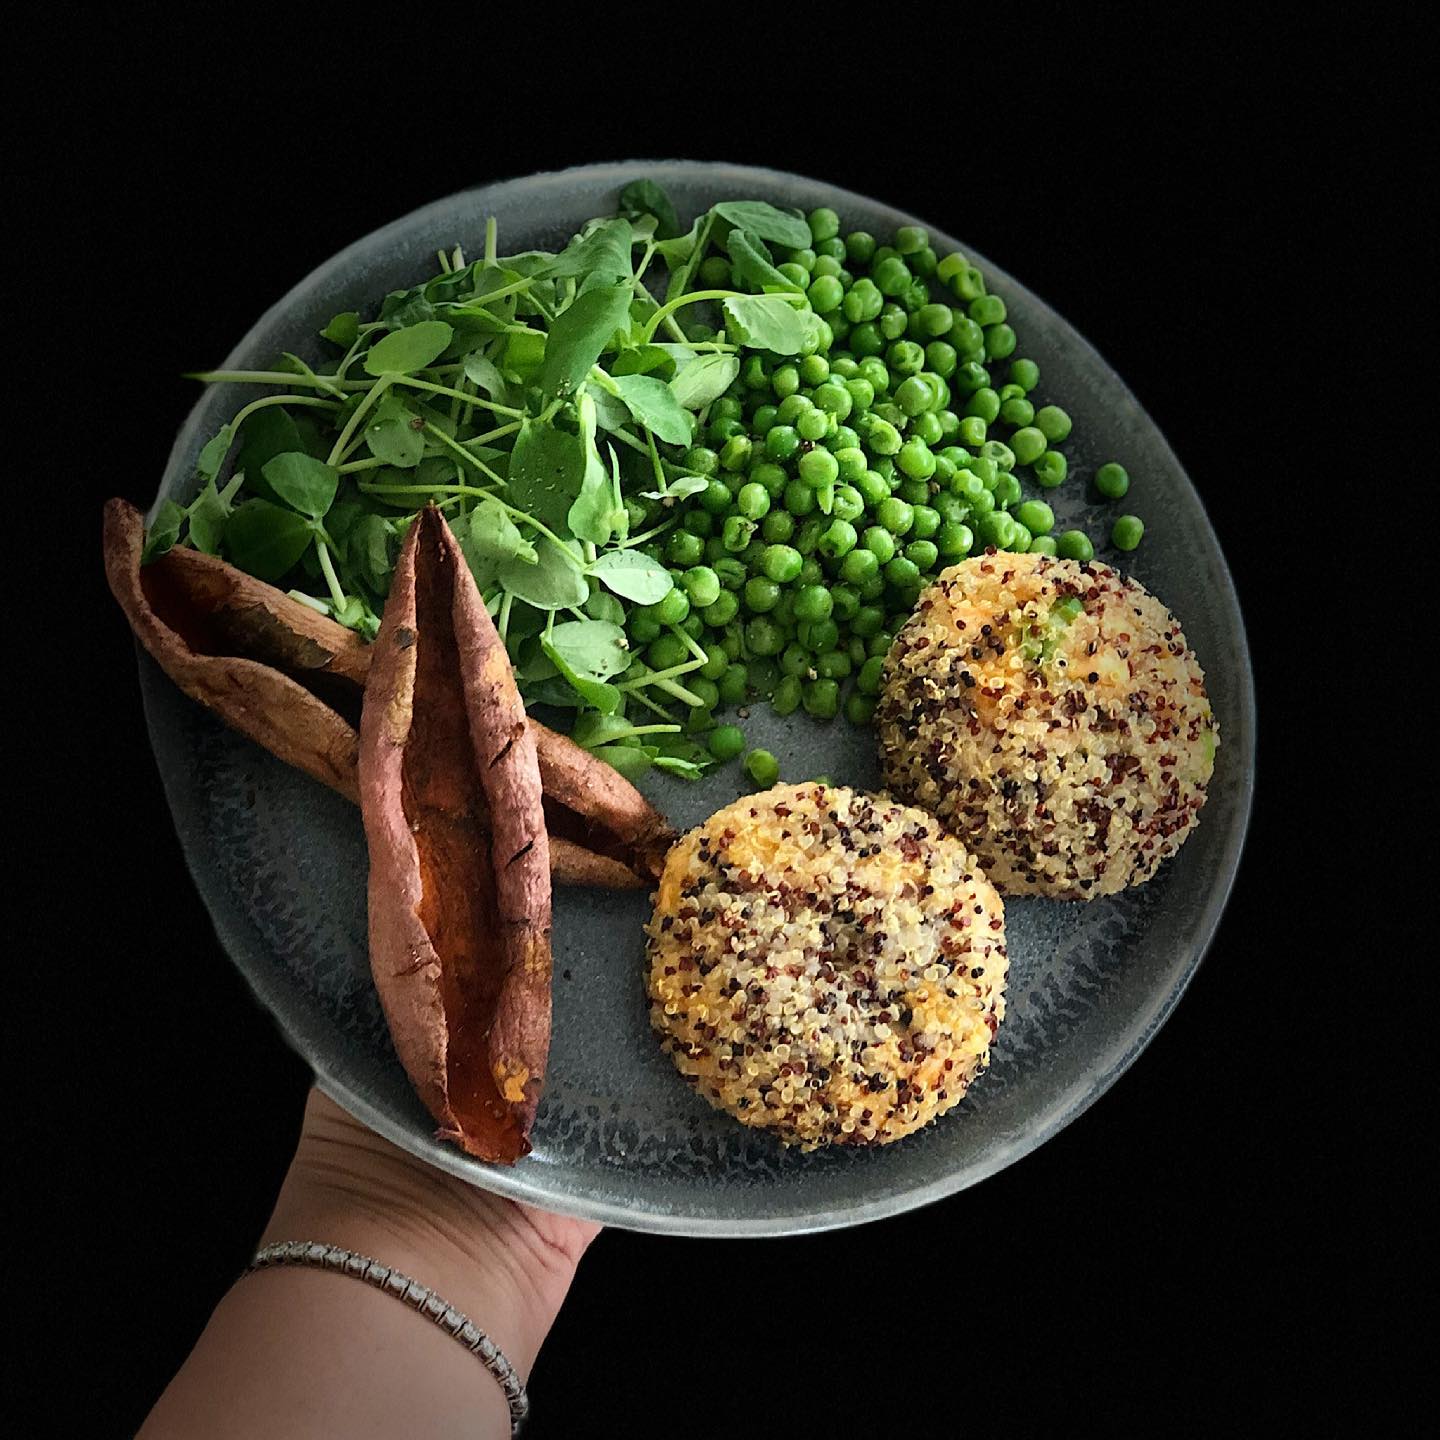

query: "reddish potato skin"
(103, 498), (673, 886)
(359, 509), (552, 1163)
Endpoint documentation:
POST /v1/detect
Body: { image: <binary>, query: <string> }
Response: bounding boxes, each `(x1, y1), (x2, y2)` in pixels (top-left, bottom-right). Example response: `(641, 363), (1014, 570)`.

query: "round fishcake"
(877, 552), (1217, 900)
(645, 783), (1007, 1150)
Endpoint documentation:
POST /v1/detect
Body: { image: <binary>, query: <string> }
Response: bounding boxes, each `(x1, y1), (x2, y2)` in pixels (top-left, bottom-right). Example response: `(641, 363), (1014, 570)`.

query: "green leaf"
(365, 394), (425, 469)
(618, 179), (681, 240)
(364, 320), (455, 376)
(589, 547), (674, 604)
(669, 354), (741, 410)
(567, 398), (625, 546)
(589, 386), (632, 433)
(461, 499), (537, 588)
(196, 424), (235, 484)
(711, 200), (811, 249)
(321, 311), (360, 348)
(141, 499), (185, 564)
(722, 294), (822, 356)
(725, 229), (804, 294)
(655, 215), (705, 277)
(605, 373), (694, 446)
(506, 417), (585, 532)
(186, 478), (234, 554)
(344, 513), (396, 597)
(225, 500), (314, 581)
(498, 537), (588, 610)
(461, 351), (509, 400)
(653, 753), (707, 779)
(237, 407), (304, 501)
(589, 743), (656, 782)
(611, 344), (679, 379)
(639, 474), (709, 501)
(548, 218), (633, 283)
(538, 283), (633, 398)
(540, 640), (622, 713)
(543, 619), (631, 680)
(260, 451), (339, 519)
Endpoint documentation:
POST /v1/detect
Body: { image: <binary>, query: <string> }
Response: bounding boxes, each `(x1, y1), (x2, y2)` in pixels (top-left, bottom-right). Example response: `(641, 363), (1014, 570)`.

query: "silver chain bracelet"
(247, 1240), (528, 1434)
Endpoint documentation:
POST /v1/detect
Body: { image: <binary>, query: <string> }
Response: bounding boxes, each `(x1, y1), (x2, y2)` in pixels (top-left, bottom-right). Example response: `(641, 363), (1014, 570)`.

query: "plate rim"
(142, 158), (1257, 1236)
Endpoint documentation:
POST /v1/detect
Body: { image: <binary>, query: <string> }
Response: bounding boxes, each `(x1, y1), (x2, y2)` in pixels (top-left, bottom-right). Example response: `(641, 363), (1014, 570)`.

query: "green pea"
(1056, 529), (1095, 562)
(794, 447), (835, 490)
(772, 364), (801, 400)
(796, 407), (830, 442)
(895, 477), (930, 506)
(812, 255), (842, 281)
(909, 505), (941, 540)
(897, 438), (936, 481)
(782, 479), (815, 517)
(722, 515), (756, 552)
(867, 419), (902, 455)
(993, 473), (1022, 509)
(699, 255), (732, 288)
(910, 411), (945, 448)
(830, 583), (860, 621)
(776, 393), (810, 425)
(894, 224), (927, 255)
(975, 511), (1016, 550)
(1010, 358), (1040, 392)
(1033, 451), (1068, 488)
(953, 359), (990, 395)
(830, 356), (859, 378)
(629, 611), (661, 645)
(845, 230), (877, 263)
(799, 617), (840, 654)
(850, 321), (884, 357)
(858, 357), (890, 393)
(887, 340), (925, 376)
(735, 482), (770, 521)
(766, 425), (800, 461)
(718, 662), (748, 705)
(984, 323), (1017, 360)
(803, 678), (840, 719)
(844, 378), (876, 414)
(757, 511), (794, 545)
(682, 565), (721, 608)
(866, 629), (893, 657)
(894, 375), (934, 418)
(665, 529), (703, 568)
(924, 342), (958, 381)
(936, 521), (974, 558)
(682, 509), (714, 539)
(905, 539), (939, 571)
(744, 576), (781, 613)
(812, 649), (848, 681)
(1034, 405), (1072, 443)
(647, 633), (689, 670)
(850, 604), (883, 638)
(827, 425), (861, 453)
(873, 255), (911, 297)
(876, 496), (915, 536)
(964, 387), (1000, 423)
(845, 693), (877, 726)
(980, 440), (1015, 473)
(969, 488), (995, 518)
(948, 263), (986, 302)
(751, 404), (778, 436)
(830, 485), (864, 523)
(1014, 500), (1055, 536)
(1095, 462), (1130, 499)
(936, 251), (968, 285)
(808, 206), (841, 242)
(686, 446), (720, 477)
(837, 546), (877, 586)
(808, 274), (844, 313)
(708, 416), (744, 445)
(1028, 535), (1058, 556)
(746, 616), (787, 657)
(811, 382), (851, 421)
(720, 435), (752, 472)
(884, 555), (921, 588)
(958, 416), (988, 448)
(745, 747), (781, 785)
(794, 585), (833, 623)
(1000, 396), (1035, 428)
(713, 557), (747, 590)
(759, 543), (800, 583)
(1111, 515), (1145, 551)
(862, 525), (897, 563)
(795, 536), (825, 568)
(702, 591), (740, 626)
(843, 278), (883, 323)
(969, 294), (1007, 326)
(818, 519), (858, 559)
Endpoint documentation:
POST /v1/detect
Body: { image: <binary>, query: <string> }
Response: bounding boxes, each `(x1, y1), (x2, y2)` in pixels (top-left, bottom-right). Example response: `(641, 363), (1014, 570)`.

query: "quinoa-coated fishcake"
(876, 553), (1217, 900)
(645, 784), (1007, 1150)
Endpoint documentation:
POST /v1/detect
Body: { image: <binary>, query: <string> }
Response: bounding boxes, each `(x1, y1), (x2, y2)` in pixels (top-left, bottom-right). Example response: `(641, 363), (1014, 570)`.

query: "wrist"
(260, 1091), (590, 1379)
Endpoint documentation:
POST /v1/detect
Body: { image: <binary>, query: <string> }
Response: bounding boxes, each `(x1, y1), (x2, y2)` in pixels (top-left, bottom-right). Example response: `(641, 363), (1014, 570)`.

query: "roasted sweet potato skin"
(103, 498), (674, 886)
(359, 509), (552, 1163)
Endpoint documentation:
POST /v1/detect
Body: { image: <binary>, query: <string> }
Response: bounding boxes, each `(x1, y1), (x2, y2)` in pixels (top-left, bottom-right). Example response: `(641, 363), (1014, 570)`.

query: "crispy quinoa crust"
(645, 784), (1007, 1150)
(876, 552), (1217, 900)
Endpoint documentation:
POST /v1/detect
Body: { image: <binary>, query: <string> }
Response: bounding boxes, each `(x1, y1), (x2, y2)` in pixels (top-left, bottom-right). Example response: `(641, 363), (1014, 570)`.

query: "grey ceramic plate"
(139, 160), (1254, 1235)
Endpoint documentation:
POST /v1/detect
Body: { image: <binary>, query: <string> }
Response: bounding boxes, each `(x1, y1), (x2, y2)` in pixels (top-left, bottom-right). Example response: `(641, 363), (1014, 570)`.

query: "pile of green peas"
(621, 206), (1145, 760)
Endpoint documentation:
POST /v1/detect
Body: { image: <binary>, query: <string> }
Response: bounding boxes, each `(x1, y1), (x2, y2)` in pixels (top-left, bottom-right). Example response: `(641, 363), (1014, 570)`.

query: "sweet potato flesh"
(402, 547), (522, 1157)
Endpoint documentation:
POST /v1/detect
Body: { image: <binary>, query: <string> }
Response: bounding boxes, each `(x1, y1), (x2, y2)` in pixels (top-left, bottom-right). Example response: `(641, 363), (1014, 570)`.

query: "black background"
(16, 15), (1403, 1436)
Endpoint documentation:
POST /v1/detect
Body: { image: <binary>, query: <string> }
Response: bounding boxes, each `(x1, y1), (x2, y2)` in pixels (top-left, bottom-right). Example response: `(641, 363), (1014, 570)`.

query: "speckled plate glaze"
(139, 161), (1254, 1235)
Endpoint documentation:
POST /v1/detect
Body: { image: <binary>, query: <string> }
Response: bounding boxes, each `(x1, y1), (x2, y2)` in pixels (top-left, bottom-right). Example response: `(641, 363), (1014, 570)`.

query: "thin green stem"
(422, 422), (506, 486)
(642, 288), (750, 343)
(336, 457), (388, 475)
(326, 377), (391, 466)
(393, 375), (523, 416)
(314, 537), (348, 612)
(484, 217), (498, 266)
